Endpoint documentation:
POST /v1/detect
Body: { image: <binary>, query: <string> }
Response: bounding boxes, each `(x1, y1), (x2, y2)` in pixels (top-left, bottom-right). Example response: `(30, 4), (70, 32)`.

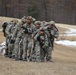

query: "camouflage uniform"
(32, 21), (41, 61)
(23, 16), (35, 60)
(11, 23), (22, 58)
(5, 21), (14, 57)
(22, 23), (35, 61)
(5, 20), (18, 57)
(46, 21), (59, 61)
(34, 27), (49, 62)
(14, 27), (23, 60)
(2, 22), (8, 56)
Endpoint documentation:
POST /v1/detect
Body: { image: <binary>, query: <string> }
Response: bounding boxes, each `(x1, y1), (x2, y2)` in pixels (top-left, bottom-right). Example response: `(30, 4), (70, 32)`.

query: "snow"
(66, 28), (76, 36)
(55, 26), (76, 47)
(0, 42), (6, 55)
(0, 29), (2, 31)
(55, 40), (76, 47)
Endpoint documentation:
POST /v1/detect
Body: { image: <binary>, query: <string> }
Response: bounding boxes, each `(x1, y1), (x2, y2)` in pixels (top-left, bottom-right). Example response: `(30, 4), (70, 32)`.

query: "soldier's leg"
(12, 44), (15, 58)
(46, 47), (52, 61)
(40, 49), (45, 62)
(35, 43), (41, 62)
(11, 43), (15, 57)
(27, 39), (32, 61)
(31, 44), (36, 62)
(51, 39), (54, 50)
(23, 38), (28, 61)
(8, 43), (13, 58)
(5, 43), (8, 55)
(4, 38), (9, 56)
(18, 40), (23, 60)
(14, 38), (20, 60)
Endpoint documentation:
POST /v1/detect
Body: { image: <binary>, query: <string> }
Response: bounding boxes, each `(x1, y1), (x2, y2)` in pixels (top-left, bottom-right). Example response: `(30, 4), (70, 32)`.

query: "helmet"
(49, 21), (55, 25)
(40, 27), (45, 31)
(26, 16), (33, 20)
(35, 21), (41, 25)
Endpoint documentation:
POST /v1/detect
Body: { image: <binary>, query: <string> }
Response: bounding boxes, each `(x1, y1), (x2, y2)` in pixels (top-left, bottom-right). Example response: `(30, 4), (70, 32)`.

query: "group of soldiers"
(2, 16), (59, 62)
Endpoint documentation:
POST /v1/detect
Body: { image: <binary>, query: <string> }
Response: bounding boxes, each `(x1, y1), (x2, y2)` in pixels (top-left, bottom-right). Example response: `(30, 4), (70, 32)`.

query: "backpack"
(2, 22), (8, 37)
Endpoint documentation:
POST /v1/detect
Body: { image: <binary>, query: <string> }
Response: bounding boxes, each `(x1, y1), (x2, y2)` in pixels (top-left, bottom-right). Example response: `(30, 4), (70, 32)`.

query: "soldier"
(46, 21), (59, 61)
(22, 16), (35, 61)
(2, 21), (8, 37)
(5, 21), (14, 57)
(21, 16), (27, 25)
(32, 21), (41, 61)
(5, 20), (18, 58)
(14, 26), (24, 60)
(2, 21), (9, 56)
(34, 27), (49, 62)
(33, 21), (41, 36)
(11, 22), (22, 59)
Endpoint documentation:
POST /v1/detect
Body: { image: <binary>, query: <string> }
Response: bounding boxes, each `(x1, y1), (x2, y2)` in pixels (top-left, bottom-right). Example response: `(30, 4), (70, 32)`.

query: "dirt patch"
(58, 36), (76, 41)
(57, 26), (68, 33)
(56, 23), (76, 29)
(0, 44), (76, 75)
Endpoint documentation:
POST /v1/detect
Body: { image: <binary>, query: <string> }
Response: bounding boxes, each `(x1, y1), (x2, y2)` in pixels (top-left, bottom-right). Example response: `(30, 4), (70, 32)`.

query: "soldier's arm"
(5, 25), (12, 36)
(34, 32), (39, 41)
(54, 26), (59, 38)
(12, 26), (18, 39)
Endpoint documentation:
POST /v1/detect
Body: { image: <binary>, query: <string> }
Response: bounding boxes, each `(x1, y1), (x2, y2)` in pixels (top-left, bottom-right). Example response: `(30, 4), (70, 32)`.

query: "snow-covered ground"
(55, 40), (76, 47)
(59, 28), (76, 36)
(66, 28), (76, 36)
(56, 26), (76, 47)
(0, 42), (6, 55)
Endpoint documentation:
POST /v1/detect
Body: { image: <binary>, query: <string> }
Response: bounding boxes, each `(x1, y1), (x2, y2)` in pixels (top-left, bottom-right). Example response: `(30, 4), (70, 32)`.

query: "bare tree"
(5, 0), (7, 16)
(43, 0), (48, 21)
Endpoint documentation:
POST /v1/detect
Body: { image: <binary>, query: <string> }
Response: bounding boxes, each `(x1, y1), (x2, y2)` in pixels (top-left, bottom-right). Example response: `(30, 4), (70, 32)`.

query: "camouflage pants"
(5, 37), (9, 55)
(8, 43), (14, 55)
(46, 47), (52, 61)
(14, 38), (22, 60)
(35, 42), (41, 62)
(23, 36), (32, 60)
(6, 38), (14, 57)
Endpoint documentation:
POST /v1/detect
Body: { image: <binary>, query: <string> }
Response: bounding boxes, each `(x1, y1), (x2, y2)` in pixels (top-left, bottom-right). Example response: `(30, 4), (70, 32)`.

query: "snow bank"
(55, 40), (76, 47)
